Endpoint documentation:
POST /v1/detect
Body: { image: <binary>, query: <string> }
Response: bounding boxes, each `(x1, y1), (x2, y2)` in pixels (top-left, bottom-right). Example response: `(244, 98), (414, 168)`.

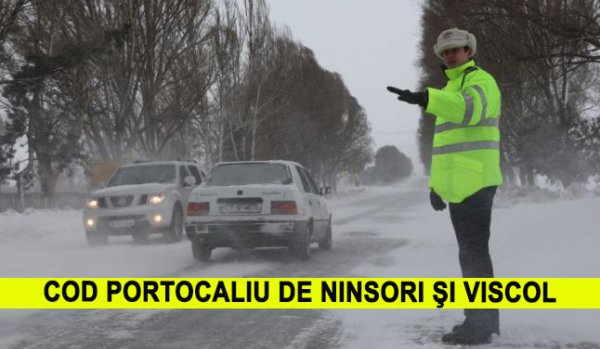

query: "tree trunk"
(38, 158), (58, 208)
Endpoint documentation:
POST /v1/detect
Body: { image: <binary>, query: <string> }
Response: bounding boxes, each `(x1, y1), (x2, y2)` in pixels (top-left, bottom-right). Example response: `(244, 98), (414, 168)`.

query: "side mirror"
(319, 186), (332, 196)
(183, 176), (197, 187)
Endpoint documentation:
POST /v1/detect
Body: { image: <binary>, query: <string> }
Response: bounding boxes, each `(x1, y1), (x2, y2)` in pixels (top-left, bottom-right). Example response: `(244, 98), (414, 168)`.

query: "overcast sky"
(268, 0), (424, 173)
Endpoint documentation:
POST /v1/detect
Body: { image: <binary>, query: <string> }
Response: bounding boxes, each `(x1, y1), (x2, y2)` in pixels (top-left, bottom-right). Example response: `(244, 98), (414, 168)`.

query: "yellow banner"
(1, 278), (599, 309)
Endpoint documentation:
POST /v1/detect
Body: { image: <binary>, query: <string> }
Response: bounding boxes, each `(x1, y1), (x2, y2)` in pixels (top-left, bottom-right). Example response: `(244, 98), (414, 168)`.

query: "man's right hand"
(430, 190), (447, 211)
(386, 86), (428, 107)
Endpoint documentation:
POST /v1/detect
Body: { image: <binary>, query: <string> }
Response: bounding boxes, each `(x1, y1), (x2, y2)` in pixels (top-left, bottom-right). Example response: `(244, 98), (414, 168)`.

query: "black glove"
(430, 190), (447, 211)
(386, 86), (428, 107)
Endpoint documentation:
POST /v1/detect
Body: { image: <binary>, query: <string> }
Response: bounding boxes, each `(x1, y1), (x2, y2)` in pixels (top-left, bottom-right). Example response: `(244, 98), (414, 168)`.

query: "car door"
(295, 165), (319, 222)
(295, 166), (325, 238)
(187, 165), (203, 186)
(179, 165), (194, 209)
(302, 167), (329, 236)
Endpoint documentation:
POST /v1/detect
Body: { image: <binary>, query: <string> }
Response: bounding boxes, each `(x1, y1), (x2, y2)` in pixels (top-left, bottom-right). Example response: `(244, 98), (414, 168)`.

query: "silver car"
(83, 161), (204, 246)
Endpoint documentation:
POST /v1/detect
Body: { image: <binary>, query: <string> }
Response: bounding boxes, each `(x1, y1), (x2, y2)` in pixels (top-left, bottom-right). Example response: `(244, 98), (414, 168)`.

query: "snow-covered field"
(0, 181), (599, 348)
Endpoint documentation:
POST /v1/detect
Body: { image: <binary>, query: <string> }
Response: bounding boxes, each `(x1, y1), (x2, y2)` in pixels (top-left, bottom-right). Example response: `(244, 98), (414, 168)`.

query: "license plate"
(220, 203), (261, 214)
(109, 219), (135, 228)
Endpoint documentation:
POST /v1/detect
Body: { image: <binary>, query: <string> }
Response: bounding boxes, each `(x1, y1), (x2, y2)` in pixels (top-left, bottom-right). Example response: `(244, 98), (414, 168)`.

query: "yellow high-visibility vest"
(425, 60), (502, 203)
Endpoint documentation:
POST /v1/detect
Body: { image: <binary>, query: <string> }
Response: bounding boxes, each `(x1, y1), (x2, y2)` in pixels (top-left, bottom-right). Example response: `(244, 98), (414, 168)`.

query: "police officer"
(387, 28), (502, 345)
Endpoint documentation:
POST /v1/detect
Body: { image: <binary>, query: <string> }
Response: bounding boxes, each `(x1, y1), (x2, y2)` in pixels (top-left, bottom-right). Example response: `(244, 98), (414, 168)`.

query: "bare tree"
(132, 0), (215, 159)
(74, 0), (217, 162)
(2, 0), (90, 204)
(0, 0), (29, 77)
(196, 0), (243, 166)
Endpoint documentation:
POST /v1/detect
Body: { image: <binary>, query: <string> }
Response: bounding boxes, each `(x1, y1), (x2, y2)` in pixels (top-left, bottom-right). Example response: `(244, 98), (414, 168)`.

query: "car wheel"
(192, 241), (212, 262)
(166, 205), (183, 243)
(86, 231), (108, 247)
(292, 223), (311, 261)
(318, 219), (332, 250)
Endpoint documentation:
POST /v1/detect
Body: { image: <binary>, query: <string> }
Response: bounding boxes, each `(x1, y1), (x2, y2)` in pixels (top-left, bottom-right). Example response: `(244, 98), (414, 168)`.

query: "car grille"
(103, 215), (145, 221)
(110, 195), (134, 208)
(98, 197), (108, 208)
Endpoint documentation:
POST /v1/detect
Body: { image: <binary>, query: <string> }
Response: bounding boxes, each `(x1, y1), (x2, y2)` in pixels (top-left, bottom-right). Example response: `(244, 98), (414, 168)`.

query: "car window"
(207, 163), (292, 186)
(298, 166), (319, 194)
(303, 168), (321, 195)
(106, 165), (176, 186)
(295, 166), (312, 193)
(187, 165), (202, 185)
(179, 165), (190, 186)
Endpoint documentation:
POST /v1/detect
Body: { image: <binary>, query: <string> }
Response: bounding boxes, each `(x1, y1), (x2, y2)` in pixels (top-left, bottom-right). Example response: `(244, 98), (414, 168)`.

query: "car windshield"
(106, 164), (176, 187)
(207, 163), (292, 186)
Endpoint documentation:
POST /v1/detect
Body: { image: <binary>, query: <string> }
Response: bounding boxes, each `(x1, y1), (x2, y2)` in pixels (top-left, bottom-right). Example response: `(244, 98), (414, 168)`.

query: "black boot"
(451, 322), (464, 333)
(441, 327), (493, 345)
(452, 311), (500, 334)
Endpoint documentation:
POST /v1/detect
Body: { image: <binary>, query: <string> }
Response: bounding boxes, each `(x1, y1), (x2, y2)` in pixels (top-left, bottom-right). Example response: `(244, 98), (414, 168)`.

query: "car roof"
(213, 160), (302, 168)
(121, 161), (199, 168)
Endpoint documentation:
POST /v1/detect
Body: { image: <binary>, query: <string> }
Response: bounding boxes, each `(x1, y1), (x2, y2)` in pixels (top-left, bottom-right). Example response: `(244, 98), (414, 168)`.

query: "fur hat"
(433, 28), (477, 59)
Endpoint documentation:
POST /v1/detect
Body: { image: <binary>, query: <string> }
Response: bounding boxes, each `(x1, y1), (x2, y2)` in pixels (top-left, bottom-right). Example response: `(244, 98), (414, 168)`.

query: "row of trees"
(362, 145), (413, 185)
(0, 0), (373, 201)
(417, 0), (600, 188)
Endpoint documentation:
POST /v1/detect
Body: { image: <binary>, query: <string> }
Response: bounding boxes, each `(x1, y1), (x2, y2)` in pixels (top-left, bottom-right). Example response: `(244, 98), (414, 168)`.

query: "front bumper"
(83, 207), (172, 235)
(185, 219), (307, 248)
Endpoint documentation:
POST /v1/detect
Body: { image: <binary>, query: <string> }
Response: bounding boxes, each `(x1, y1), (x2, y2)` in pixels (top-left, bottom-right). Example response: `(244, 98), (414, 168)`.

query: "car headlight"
(148, 193), (166, 205)
(87, 199), (99, 209)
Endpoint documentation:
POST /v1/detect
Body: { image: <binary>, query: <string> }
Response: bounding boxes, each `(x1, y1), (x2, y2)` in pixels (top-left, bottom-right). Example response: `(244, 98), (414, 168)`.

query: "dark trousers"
(449, 186), (499, 334)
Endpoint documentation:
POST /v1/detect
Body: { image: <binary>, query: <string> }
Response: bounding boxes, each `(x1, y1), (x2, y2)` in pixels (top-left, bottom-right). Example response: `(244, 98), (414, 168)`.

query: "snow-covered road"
(1, 181), (599, 348)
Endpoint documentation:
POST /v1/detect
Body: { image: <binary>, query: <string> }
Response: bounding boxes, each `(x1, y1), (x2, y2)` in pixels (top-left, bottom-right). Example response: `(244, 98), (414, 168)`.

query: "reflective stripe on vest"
(469, 85), (487, 122)
(462, 92), (474, 125)
(432, 141), (499, 155)
(461, 84), (487, 126)
(435, 117), (499, 133)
